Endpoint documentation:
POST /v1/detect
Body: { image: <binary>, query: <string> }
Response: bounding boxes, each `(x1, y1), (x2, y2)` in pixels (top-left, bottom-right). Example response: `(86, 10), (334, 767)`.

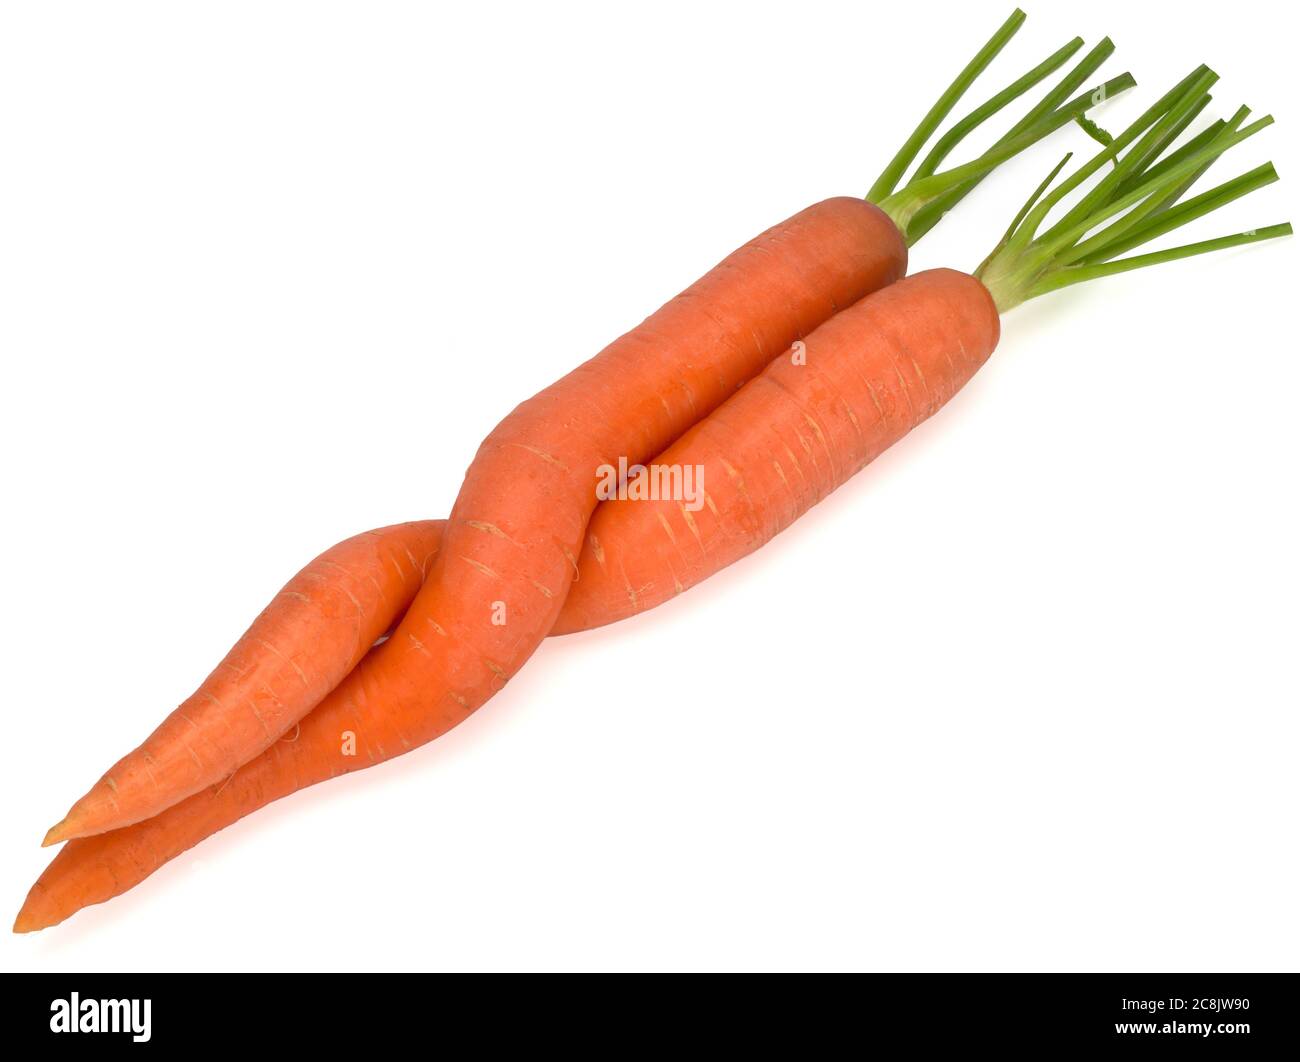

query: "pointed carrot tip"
(12, 905), (55, 933)
(13, 895), (45, 933)
(14, 881), (58, 933)
(42, 819), (72, 848)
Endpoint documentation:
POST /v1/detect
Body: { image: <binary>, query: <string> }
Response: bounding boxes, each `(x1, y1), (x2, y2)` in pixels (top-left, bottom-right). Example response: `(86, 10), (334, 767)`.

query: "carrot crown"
(866, 9), (1134, 246)
(975, 66), (1291, 312)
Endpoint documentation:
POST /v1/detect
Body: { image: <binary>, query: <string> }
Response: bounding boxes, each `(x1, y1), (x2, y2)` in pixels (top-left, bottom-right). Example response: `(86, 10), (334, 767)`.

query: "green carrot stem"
(1112, 95), (1214, 195)
(875, 72), (1135, 235)
(1074, 163), (1280, 264)
(910, 37), (1084, 180)
(904, 36), (1119, 243)
(1110, 112), (1244, 224)
(1026, 224), (1292, 297)
(1007, 66), (1212, 253)
(1124, 114), (1233, 192)
(1043, 114), (1273, 263)
(1033, 67), (1219, 248)
(1098, 89), (1212, 194)
(976, 151), (1074, 278)
(973, 60), (1287, 316)
(867, 9), (1025, 202)
(1073, 113), (1116, 153)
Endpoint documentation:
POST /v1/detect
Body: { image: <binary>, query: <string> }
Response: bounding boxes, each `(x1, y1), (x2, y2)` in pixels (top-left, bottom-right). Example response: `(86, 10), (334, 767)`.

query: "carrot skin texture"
(553, 269), (1000, 632)
(15, 269), (998, 934)
(43, 198), (903, 846)
(396, 196), (905, 725)
(43, 523), (444, 845)
(265, 199), (902, 766)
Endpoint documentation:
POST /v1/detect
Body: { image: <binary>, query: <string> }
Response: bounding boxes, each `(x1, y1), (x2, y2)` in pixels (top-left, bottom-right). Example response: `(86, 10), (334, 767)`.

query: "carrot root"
(14, 270), (1001, 934)
(43, 521), (443, 843)
(42, 819), (73, 849)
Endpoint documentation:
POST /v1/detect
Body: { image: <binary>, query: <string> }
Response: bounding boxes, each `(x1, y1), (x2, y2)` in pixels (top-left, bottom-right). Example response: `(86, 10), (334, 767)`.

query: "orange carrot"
(553, 269), (998, 631)
(18, 57), (1290, 927)
(552, 65), (1291, 631)
(20, 18), (1156, 928)
(43, 17), (1128, 844)
(44, 196), (905, 846)
(15, 268), (1003, 934)
(43, 523), (442, 847)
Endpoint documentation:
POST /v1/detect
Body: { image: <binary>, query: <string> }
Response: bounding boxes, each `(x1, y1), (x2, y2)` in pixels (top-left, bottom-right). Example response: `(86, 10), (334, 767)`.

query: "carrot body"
(16, 268), (998, 933)
(43, 523), (444, 846)
(42, 197), (905, 846)
(553, 268), (999, 631)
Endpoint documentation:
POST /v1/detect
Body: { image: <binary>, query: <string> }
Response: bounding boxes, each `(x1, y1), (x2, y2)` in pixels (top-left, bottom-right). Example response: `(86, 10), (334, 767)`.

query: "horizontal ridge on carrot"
(37, 8), (1130, 847)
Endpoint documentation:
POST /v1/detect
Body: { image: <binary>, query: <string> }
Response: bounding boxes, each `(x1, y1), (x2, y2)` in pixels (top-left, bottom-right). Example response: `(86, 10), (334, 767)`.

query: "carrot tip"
(42, 818), (73, 848)
(12, 905), (56, 933)
(14, 880), (61, 933)
(13, 890), (47, 933)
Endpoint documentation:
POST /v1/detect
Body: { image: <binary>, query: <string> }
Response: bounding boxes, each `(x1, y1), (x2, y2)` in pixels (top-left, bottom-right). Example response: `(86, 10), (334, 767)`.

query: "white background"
(1, 0), (1295, 972)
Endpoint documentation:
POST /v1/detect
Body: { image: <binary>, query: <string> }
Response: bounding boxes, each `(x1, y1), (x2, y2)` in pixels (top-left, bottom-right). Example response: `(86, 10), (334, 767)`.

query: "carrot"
(41, 10), (1126, 846)
(554, 269), (998, 631)
(42, 523), (443, 847)
(21, 228), (940, 927)
(42, 195), (902, 847)
(16, 63), (1287, 932)
(559, 69), (1293, 629)
(8, 293), (982, 937)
